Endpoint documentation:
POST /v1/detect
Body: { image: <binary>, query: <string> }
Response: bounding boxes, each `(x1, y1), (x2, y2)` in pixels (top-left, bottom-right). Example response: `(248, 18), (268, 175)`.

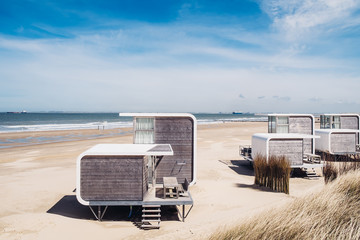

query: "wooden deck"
(86, 185), (193, 222)
(88, 185), (193, 206)
(143, 186), (193, 205)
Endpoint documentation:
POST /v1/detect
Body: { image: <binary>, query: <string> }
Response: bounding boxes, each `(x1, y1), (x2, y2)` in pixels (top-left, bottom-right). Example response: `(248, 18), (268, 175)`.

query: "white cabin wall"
(251, 135), (267, 160)
(315, 130), (331, 153)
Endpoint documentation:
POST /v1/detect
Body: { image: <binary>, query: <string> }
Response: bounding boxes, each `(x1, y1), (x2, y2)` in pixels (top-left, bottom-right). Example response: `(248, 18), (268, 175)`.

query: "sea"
(0, 112), (266, 133)
(0, 112), (266, 148)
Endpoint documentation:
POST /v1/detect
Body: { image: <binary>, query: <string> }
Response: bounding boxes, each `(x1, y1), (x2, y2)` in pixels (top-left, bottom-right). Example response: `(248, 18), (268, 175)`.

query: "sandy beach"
(0, 122), (325, 240)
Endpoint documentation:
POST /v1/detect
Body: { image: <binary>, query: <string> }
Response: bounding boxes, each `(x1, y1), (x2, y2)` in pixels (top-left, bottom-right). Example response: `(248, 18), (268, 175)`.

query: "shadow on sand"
(219, 159), (254, 177)
(233, 183), (279, 193)
(47, 195), (180, 223)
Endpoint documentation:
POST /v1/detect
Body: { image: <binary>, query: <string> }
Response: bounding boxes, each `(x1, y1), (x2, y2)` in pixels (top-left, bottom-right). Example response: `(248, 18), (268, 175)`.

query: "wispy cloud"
(1, 28), (359, 112)
(272, 96), (291, 101)
(1, 1), (360, 112)
(260, 0), (360, 41)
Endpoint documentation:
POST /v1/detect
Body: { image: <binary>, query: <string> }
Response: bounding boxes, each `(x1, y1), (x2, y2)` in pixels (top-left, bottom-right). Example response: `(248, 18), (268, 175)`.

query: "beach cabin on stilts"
(121, 113), (197, 185)
(320, 113), (360, 144)
(268, 114), (316, 157)
(316, 129), (360, 155)
(320, 113), (360, 130)
(76, 113), (196, 229)
(251, 133), (320, 168)
(317, 114), (360, 161)
(242, 114), (322, 171)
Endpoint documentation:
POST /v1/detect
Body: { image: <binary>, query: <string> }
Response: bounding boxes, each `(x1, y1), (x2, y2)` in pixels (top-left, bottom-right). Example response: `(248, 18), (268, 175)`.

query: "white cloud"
(261, 0), (360, 40)
(272, 96), (291, 101)
(1, 19), (360, 113)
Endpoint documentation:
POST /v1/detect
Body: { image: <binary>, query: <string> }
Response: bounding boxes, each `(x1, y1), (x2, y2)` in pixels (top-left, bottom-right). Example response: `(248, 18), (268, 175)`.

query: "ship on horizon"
(6, 110), (27, 114)
(232, 111), (243, 115)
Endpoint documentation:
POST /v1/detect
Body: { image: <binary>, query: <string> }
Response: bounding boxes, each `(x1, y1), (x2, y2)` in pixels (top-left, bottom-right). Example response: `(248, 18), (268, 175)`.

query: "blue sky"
(1, 0), (360, 113)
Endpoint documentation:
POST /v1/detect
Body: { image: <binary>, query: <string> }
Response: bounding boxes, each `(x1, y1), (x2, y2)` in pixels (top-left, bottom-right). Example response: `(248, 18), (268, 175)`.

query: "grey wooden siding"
(331, 133), (356, 153)
(288, 116), (313, 153)
(269, 139), (303, 166)
(340, 116), (359, 130)
(80, 155), (145, 201)
(154, 117), (194, 184)
(289, 116), (312, 134)
(302, 138), (312, 154)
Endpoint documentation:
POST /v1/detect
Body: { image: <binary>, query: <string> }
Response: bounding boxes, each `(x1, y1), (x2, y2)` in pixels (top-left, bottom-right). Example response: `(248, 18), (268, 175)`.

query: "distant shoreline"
(0, 122), (264, 149)
(0, 112), (267, 133)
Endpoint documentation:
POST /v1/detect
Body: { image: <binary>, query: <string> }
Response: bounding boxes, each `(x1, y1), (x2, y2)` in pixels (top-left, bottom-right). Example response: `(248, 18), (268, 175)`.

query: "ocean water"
(0, 112), (266, 149)
(195, 113), (266, 124)
(0, 112), (266, 133)
(0, 112), (133, 132)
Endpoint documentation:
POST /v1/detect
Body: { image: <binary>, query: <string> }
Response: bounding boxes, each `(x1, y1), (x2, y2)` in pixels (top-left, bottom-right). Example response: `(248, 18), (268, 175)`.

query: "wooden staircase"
(141, 205), (161, 229)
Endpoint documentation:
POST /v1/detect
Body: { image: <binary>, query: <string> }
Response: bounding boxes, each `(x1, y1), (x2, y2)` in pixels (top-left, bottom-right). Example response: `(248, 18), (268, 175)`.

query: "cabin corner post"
(189, 114), (197, 185)
(311, 114), (315, 136)
(76, 152), (89, 206)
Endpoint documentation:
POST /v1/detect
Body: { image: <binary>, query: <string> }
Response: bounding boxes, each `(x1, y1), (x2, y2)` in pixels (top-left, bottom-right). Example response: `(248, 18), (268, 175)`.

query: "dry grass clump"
(323, 154), (360, 183)
(320, 152), (359, 162)
(253, 155), (291, 194)
(323, 161), (338, 183)
(208, 170), (360, 240)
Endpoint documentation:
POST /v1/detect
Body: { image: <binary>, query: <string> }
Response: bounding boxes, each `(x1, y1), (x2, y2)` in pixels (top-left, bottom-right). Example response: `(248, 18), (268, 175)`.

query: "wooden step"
(141, 205), (161, 229)
(141, 224), (160, 229)
(142, 209), (160, 213)
(142, 219), (160, 223)
(142, 214), (161, 218)
(306, 172), (320, 179)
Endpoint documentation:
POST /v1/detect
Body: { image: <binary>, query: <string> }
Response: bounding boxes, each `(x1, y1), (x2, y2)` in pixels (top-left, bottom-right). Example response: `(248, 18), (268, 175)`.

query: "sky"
(1, 0), (360, 113)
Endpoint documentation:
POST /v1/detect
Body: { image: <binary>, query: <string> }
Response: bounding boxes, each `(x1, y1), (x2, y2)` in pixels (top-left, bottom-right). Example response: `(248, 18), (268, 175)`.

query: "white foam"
(197, 117), (267, 124)
(0, 121), (133, 133)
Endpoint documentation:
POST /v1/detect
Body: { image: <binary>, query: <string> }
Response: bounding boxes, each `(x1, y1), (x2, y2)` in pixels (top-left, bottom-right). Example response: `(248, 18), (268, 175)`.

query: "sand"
(0, 122), (325, 240)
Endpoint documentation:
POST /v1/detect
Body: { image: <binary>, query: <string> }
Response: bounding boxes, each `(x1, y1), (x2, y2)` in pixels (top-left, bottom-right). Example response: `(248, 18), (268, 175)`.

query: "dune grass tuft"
(208, 170), (360, 240)
(253, 155), (291, 194)
(323, 154), (360, 183)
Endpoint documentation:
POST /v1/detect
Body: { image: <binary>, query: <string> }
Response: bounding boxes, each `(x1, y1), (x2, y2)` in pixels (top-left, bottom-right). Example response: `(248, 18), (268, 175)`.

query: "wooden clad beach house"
(315, 129), (360, 155)
(76, 113), (197, 228)
(268, 114), (315, 155)
(252, 133), (319, 167)
(246, 114), (321, 168)
(320, 113), (360, 145)
(76, 144), (173, 204)
(268, 114), (315, 134)
(120, 113), (197, 185)
(320, 113), (360, 130)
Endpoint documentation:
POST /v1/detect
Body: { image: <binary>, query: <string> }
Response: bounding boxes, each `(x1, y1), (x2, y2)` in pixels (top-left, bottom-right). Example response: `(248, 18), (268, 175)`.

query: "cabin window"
(268, 116), (276, 133)
(321, 116), (331, 129)
(134, 118), (154, 143)
(320, 115), (325, 128)
(276, 116), (289, 133)
(320, 115), (339, 129)
(268, 116), (289, 133)
(332, 116), (340, 129)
